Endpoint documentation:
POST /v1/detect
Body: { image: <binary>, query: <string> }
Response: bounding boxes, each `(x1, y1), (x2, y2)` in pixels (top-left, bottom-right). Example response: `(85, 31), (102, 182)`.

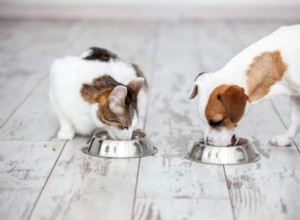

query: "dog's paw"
(58, 129), (75, 140)
(269, 135), (293, 147)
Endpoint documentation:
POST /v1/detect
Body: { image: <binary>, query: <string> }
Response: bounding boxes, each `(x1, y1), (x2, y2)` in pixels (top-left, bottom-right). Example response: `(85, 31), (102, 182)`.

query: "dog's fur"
(49, 47), (148, 140)
(189, 25), (300, 147)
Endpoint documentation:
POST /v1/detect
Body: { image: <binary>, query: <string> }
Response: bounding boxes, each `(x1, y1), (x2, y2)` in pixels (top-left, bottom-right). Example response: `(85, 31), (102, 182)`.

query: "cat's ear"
(128, 77), (144, 95)
(109, 86), (127, 115)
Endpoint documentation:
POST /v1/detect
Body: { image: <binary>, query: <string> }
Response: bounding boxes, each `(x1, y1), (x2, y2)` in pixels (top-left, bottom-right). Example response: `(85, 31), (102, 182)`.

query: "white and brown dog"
(189, 25), (300, 147)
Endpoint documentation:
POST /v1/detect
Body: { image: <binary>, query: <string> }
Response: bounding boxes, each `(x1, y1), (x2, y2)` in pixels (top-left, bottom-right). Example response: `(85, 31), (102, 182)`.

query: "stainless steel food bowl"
(83, 130), (157, 158)
(186, 138), (260, 165)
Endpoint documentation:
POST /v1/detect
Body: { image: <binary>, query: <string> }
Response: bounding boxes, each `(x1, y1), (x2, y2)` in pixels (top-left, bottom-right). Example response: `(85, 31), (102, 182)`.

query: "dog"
(189, 25), (300, 147)
(49, 47), (148, 140)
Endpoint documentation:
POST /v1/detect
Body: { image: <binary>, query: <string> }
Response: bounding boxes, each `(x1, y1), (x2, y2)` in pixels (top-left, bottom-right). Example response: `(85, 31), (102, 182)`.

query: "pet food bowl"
(185, 138), (260, 165)
(83, 130), (157, 158)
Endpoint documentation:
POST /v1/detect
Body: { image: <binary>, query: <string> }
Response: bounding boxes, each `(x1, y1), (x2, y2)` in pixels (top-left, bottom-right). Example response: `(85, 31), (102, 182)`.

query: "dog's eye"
(209, 119), (224, 127)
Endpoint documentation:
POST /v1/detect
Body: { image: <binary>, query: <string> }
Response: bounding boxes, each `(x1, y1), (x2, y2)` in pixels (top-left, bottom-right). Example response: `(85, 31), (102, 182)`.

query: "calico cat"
(49, 47), (148, 140)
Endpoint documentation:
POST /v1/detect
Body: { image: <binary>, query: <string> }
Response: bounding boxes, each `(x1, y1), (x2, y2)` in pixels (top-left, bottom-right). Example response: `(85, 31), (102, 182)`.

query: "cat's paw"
(58, 129), (75, 140)
(269, 135), (293, 147)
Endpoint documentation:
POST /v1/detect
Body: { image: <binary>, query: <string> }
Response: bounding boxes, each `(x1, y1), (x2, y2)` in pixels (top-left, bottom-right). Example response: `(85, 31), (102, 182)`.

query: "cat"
(49, 47), (148, 140)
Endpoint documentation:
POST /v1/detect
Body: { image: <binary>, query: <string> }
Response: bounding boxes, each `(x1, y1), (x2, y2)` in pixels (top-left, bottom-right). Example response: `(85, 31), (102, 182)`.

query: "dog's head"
(189, 72), (248, 146)
(81, 75), (144, 140)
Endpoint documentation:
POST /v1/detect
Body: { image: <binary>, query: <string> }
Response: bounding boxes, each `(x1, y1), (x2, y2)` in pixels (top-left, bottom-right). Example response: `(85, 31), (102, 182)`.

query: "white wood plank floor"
(0, 19), (300, 220)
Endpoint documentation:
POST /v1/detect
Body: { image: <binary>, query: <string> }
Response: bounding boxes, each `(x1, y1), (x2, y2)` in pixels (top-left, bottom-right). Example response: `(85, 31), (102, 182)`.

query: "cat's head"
(81, 75), (144, 140)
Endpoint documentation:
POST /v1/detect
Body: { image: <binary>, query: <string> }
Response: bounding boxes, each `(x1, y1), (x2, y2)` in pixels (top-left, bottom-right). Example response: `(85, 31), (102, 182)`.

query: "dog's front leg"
(270, 95), (300, 146)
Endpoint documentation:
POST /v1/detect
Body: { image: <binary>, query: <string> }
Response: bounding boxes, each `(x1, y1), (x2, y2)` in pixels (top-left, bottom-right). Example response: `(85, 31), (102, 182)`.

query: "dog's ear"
(219, 85), (248, 123)
(189, 72), (207, 99)
(188, 84), (198, 99)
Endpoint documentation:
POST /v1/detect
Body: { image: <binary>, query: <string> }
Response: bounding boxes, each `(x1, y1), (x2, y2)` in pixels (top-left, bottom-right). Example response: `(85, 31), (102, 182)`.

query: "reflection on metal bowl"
(83, 130), (157, 158)
(186, 138), (260, 165)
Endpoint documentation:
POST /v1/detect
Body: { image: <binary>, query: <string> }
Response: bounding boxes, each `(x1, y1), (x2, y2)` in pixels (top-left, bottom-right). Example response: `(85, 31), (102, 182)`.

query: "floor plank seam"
(270, 100), (300, 154)
(147, 22), (161, 86)
(222, 165), (237, 220)
(131, 158), (141, 220)
(142, 23), (160, 133)
(0, 74), (48, 128)
(26, 140), (68, 220)
(131, 23), (160, 220)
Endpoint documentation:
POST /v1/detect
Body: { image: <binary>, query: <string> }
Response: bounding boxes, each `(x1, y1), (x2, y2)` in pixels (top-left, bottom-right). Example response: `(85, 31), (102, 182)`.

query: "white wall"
(1, 0), (300, 7)
(1, 0), (299, 20)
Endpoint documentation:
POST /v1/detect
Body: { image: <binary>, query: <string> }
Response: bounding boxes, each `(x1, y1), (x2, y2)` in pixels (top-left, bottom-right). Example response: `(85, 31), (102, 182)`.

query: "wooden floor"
(1, 19), (300, 220)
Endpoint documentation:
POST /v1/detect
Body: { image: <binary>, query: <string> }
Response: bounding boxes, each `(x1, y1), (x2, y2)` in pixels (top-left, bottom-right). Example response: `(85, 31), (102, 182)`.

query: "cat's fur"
(49, 47), (148, 140)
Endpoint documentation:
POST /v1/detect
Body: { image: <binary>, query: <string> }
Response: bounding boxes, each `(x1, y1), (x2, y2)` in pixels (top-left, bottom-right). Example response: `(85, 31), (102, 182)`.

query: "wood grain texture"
(1, 20), (300, 220)
(29, 22), (159, 220)
(133, 22), (233, 220)
(0, 22), (120, 141)
(197, 22), (239, 71)
(0, 140), (65, 220)
(0, 78), (59, 141)
(30, 138), (140, 220)
(0, 21), (84, 126)
(226, 148), (300, 220)
(135, 198), (233, 220)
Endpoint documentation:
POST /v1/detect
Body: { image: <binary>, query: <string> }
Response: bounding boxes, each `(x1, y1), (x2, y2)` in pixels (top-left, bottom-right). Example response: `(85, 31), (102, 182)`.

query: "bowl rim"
(83, 146), (158, 159)
(93, 130), (146, 142)
(185, 138), (260, 165)
(185, 152), (260, 165)
(198, 137), (249, 147)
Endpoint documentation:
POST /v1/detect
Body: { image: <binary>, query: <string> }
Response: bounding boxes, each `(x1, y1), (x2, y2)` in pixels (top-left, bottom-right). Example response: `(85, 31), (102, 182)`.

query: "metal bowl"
(185, 138), (260, 165)
(83, 130), (157, 158)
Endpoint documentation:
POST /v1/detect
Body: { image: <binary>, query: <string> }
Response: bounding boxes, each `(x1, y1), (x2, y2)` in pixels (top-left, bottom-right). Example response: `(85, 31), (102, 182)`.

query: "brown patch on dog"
(205, 85), (248, 129)
(81, 75), (137, 129)
(247, 51), (287, 102)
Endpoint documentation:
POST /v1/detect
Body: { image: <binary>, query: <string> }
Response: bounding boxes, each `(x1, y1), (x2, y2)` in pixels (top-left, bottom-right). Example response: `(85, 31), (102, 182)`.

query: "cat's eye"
(209, 119), (224, 127)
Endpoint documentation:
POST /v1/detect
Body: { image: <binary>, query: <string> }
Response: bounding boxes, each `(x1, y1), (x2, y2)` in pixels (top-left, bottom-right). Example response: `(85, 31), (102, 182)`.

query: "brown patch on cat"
(83, 47), (118, 62)
(81, 75), (119, 104)
(132, 63), (148, 89)
(247, 51), (287, 102)
(205, 85), (248, 129)
(80, 75), (137, 129)
(97, 90), (119, 127)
